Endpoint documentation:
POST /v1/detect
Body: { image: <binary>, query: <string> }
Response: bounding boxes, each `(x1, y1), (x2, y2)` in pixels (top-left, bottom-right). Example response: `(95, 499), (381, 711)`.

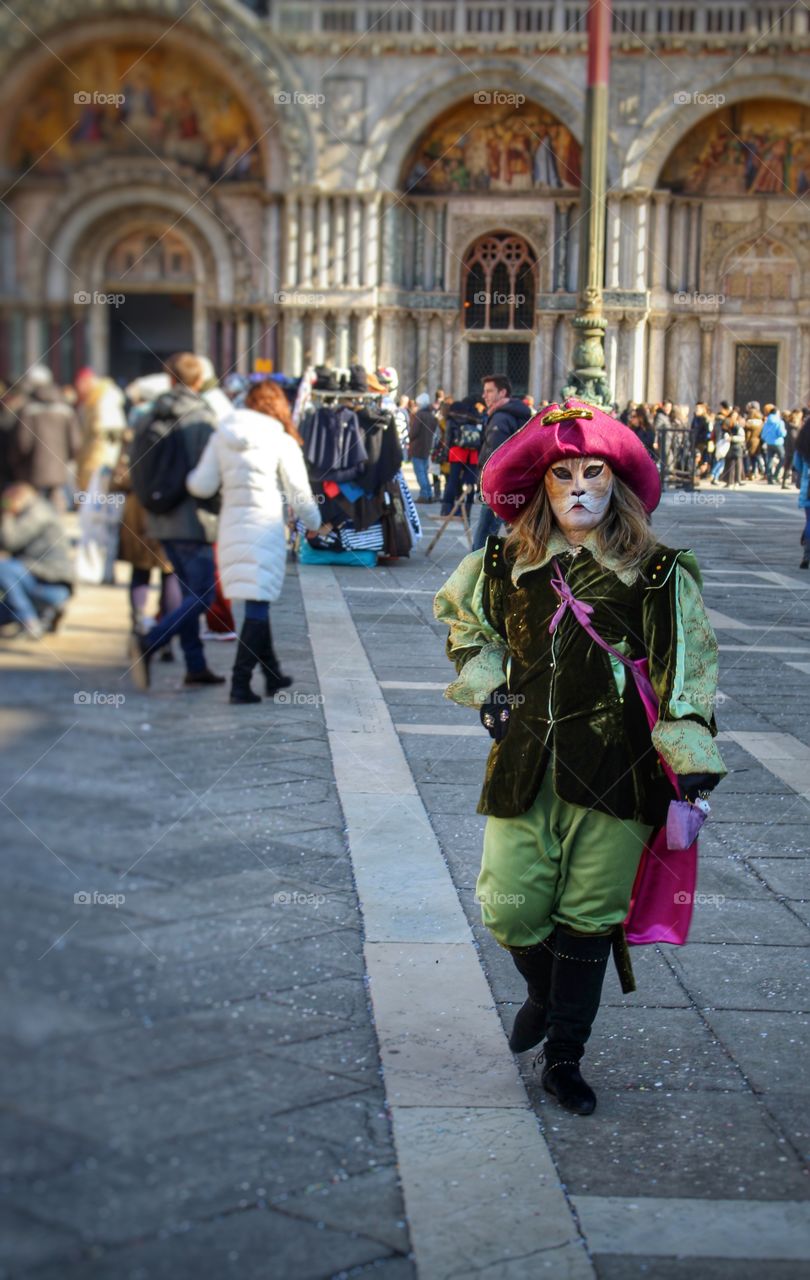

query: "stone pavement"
(2, 482), (809, 1279)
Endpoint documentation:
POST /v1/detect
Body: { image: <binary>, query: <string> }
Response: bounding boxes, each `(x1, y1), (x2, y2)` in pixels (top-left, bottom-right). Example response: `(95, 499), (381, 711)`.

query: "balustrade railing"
(255, 0), (807, 40)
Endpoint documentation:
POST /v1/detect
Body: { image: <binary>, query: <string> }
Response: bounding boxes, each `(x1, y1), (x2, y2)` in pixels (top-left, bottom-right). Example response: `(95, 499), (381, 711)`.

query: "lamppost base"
(561, 313), (613, 409)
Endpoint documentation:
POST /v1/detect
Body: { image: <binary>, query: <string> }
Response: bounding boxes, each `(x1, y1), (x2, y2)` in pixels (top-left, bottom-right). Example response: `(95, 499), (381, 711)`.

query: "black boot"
(508, 942), (554, 1053)
(259, 614), (292, 696)
(229, 618), (263, 704)
(541, 927), (612, 1116)
(801, 538), (809, 570)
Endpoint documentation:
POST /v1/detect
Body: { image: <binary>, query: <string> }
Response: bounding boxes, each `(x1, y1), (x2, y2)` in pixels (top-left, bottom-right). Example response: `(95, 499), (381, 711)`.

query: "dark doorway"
(467, 341), (530, 398)
(108, 293), (194, 383)
(734, 343), (778, 409)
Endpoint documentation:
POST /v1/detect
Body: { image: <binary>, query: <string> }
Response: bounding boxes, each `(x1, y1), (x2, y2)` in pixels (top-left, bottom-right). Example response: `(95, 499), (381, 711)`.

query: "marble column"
(334, 197), (347, 288)
(381, 197), (397, 286)
(604, 313), (620, 400)
(335, 313), (351, 366)
(300, 196), (315, 288)
(605, 196), (622, 289)
(414, 314), (430, 392)
(310, 312), (328, 367)
(414, 209), (425, 291)
(534, 313), (558, 400)
(378, 309), (398, 366)
(357, 310), (376, 369)
(284, 194), (299, 289)
(441, 312), (456, 394)
(422, 204), (436, 292)
(631, 194), (651, 292)
(426, 313), (443, 392)
(800, 322), (810, 405)
(554, 200), (569, 291)
(348, 197), (361, 287)
(687, 202), (702, 294)
(235, 312), (250, 373)
(651, 192), (670, 290)
(434, 203), (446, 290)
(626, 314), (647, 402)
(284, 311), (304, 373)
(316, 196), (330, 290)
(364, 194), (380, 289)
(646, 315), (668, 403)
(699, 319), (716, 401)
(668, 201), (689, 296)
(266, 199), (282, 299)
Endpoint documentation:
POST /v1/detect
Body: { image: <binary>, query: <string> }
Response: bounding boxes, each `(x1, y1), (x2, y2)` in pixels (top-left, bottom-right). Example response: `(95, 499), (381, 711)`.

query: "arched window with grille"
(462, 233), (536, 330)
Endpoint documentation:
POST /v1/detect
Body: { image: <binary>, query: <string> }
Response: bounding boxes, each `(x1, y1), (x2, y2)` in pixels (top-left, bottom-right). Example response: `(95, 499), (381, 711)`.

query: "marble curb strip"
(298, 564), (595, 1280)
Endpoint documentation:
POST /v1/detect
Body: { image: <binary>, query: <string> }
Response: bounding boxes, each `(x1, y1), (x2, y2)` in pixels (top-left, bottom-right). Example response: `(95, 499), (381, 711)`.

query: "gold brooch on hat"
(540, 406), (594, 426)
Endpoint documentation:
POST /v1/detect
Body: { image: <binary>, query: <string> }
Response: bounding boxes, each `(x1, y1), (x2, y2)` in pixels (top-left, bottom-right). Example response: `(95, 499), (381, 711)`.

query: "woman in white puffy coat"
(187, 380), (325, 704)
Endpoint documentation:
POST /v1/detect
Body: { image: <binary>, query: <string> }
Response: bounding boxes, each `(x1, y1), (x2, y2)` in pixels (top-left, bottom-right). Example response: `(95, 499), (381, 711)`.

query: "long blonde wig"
(504, 471), (656, 573)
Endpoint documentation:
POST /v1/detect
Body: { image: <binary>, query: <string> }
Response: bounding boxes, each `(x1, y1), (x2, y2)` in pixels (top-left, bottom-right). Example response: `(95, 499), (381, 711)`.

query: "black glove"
(677, 773), (719, 803)
(480, 683), (511, 742)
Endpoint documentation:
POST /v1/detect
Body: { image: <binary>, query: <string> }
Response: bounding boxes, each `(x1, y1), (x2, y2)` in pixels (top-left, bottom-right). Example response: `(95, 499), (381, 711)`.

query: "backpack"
(457, 419), (483, 451)
(129, 407), (189, 514)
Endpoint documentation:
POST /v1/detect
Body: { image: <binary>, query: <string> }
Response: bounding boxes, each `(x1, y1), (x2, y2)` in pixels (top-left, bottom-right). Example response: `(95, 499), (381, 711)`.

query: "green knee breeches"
(476, 767), (652, 949)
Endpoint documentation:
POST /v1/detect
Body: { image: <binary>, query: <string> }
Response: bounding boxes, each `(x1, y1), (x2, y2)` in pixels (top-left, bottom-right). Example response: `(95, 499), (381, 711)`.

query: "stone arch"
(358, 67), (603, 193)
(33, 169), (255, 305)
(0, 1), (316, 188)
(460, 230), (539, 331)
(621, 78), (810, 192)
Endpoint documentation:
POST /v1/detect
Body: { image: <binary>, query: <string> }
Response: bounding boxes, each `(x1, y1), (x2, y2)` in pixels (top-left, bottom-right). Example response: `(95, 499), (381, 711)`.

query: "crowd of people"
(1, 363), (810, 665)
(402, 383), (810, 565)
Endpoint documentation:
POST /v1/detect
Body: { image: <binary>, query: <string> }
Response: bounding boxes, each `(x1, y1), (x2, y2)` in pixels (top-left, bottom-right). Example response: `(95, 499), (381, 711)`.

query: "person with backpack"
(128, 352), (223, 690)
(760, 404), (786, 484)
(472, 375), (533, 551)
(440, 398), (484, 521)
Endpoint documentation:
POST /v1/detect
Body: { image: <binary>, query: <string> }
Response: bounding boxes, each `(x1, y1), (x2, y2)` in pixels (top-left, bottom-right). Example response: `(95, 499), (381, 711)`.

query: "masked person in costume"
(434, 400), (725, 1116)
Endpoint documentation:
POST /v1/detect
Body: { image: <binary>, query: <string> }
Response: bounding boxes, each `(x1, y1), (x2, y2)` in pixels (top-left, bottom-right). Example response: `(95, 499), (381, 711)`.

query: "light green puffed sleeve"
(650, 559), (727, 777)
(433, 550), (509, 708)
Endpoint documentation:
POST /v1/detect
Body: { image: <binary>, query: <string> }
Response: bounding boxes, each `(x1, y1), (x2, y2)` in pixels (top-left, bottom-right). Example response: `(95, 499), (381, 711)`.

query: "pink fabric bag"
(549, 563), (700, 946)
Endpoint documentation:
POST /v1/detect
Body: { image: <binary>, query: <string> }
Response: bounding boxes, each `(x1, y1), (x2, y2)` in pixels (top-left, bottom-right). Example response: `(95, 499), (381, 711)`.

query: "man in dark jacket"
(472, 375), (533, 551)
(130, 353), (223, 690)
(0, 484), (73, 638)
(10, 366), (81, 511)
(408, 393), (439, 502)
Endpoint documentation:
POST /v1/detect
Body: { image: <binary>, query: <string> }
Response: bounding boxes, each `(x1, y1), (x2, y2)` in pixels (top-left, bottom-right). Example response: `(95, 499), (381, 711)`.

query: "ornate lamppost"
(562, 0), (613, 407)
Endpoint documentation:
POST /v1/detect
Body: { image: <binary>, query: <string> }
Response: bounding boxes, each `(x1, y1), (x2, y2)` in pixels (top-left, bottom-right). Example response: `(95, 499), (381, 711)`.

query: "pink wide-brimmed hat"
(480, 398), (661, 521)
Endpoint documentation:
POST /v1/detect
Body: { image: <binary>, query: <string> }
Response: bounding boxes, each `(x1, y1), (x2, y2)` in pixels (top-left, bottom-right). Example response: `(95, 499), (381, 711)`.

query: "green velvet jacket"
(434, 530), (726, 825)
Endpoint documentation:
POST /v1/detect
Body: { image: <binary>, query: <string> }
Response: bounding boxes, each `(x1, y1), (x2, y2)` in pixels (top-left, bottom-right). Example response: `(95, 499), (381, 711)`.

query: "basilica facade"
(1, 0), (809, 410)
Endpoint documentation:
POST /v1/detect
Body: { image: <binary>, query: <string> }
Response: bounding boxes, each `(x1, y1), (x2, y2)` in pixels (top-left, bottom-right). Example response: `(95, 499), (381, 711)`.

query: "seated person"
(0, 484), (73, 638)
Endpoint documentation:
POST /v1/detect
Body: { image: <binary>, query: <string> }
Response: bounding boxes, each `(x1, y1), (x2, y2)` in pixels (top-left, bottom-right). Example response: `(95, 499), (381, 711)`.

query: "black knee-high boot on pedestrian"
(541, 927), (613, 1116)
(259, 614), (292, 696)
(230, 618), (263, 704)
(508, 941), (555, 1052)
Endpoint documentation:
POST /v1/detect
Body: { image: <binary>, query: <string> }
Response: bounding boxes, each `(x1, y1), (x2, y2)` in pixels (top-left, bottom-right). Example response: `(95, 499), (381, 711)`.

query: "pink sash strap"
(548, 558), (696, 946)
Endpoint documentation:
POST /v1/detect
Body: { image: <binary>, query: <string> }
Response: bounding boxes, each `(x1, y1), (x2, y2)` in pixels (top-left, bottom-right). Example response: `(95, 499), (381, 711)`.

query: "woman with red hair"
(187, 379), (328, 703)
